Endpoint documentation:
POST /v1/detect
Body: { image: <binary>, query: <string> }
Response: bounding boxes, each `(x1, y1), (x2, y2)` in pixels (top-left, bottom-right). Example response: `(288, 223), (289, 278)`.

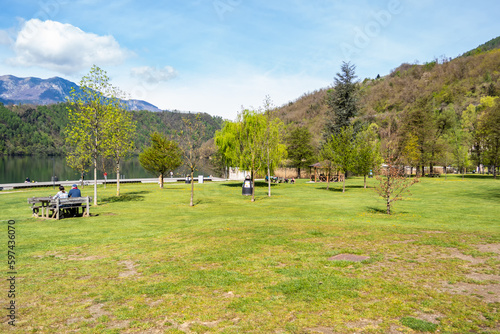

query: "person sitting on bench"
(68, 184), (82, 217)
(53, 186), (68, 200)
(68, 184), (81, 198)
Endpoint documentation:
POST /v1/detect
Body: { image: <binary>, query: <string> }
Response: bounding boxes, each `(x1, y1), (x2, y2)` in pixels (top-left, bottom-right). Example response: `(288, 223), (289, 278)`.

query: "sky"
(0, 0), (499, 120)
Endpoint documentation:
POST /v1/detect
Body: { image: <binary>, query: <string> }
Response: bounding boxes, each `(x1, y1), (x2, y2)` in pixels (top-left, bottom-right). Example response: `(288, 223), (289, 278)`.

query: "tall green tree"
(139, 132), (182, 189)
(215, 109), (284, 202)
(355, 124), (382, 188)
(66, 146), (91, 187)
(287, 126), (315, 178)
(66, 65), (124, 205)
(461, 104), (481, 172)
(478, 98), (500, 178)
(322, 125), (357, 193)
(324, 61), (359, 139)
(448, 126), (470, 179)
(401, 133), (421, 176)
(400, 98), (454, 175)
(104, 106), (136, 196)
(237, 109), (267, 202)
(214, 121), (240, 177)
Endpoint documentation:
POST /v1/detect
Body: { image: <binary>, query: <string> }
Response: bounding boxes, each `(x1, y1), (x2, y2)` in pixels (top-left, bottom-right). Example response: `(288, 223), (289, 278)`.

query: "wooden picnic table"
(28, 196), (92, 220)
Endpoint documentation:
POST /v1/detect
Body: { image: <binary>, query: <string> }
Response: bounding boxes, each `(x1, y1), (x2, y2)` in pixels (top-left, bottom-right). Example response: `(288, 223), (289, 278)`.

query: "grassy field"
(1, 176), (499, 333)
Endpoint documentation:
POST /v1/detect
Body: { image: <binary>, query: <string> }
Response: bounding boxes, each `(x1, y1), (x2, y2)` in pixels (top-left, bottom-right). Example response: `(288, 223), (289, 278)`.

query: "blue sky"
(0, 0), (499, 120)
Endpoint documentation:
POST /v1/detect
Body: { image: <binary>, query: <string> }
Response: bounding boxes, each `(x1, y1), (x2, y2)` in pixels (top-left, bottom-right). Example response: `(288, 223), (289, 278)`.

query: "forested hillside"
(274, 40), (500, 166)
(0, 103), (223, 155)
(278, 44), (499, 135)
(2, 37), (499, 174)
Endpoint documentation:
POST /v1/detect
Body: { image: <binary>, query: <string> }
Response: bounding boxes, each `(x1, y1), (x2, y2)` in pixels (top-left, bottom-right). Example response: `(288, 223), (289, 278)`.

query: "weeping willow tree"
(215, 106), (287, 202)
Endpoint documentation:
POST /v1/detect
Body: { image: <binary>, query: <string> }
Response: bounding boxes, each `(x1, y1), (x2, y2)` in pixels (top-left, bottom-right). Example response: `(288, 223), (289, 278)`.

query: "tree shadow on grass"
(468, 187), (500, 202)
(366, 206), (410, 215)
(101, 191), (150, 203)
(222, 181), (279, 188)
(457, 174), (496, 180)
(317, 185), (366, 192)
(366, 207), (387, 214)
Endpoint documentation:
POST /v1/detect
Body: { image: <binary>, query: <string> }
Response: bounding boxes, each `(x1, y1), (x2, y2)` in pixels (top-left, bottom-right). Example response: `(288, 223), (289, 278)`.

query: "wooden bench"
(427, 173), (440, 178)
(28, 196), (92, 220)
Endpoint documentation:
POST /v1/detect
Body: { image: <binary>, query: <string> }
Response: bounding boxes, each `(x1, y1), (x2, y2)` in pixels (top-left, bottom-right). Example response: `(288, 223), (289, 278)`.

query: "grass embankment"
(1, 176), (499, 333)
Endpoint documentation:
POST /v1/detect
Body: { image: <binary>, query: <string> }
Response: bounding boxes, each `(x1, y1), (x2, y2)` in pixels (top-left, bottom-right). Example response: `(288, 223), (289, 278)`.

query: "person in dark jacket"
(68, 184), (82, 217)
(68, 184), (81, 198)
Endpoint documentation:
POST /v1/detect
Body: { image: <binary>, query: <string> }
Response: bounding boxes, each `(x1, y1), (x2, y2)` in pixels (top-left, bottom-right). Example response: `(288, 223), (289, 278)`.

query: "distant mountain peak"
(0, 75), (162, 112)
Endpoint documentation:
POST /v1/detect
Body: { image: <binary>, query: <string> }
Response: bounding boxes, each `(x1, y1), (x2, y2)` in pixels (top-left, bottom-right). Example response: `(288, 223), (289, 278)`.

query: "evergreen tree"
(324, 61), (359, 139)
(139, 132), (182, 189)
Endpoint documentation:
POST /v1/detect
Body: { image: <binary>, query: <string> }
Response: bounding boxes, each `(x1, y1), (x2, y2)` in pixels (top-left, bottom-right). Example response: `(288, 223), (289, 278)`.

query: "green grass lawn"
(1, 175), (499, 333)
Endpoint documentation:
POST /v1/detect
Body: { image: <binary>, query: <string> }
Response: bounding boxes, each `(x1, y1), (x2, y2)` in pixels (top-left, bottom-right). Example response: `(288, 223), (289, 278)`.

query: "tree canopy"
(66, 65), (127, 205)
(139, 132), (182, 188)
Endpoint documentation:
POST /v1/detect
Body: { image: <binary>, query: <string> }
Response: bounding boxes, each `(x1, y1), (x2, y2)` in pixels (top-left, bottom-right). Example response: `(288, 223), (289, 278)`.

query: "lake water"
(0, 156), (204, 184)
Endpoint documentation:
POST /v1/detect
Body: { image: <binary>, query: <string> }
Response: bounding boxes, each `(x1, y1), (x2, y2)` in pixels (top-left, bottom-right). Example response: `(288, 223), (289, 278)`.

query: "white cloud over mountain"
(7, 19), (130, 74)
(131, 65), (178, 85)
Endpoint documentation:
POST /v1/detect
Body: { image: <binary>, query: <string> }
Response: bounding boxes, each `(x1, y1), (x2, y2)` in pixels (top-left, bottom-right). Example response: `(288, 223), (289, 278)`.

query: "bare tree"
(374, 155), (419, 214)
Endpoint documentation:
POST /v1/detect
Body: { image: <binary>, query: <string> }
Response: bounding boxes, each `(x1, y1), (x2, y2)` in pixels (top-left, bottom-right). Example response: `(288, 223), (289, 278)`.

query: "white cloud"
(8, 19), (130, 74)
(124, 68), (328, 120)
(130, 65), (178, 85)
(0, 30), (12, 45)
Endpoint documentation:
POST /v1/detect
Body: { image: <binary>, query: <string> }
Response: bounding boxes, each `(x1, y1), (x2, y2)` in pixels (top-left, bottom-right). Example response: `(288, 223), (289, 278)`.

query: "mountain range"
(0, 75), (161, 112)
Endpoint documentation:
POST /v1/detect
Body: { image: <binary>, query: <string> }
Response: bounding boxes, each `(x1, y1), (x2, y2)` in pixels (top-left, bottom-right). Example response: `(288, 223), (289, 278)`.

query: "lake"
(0, 156), (207, 184)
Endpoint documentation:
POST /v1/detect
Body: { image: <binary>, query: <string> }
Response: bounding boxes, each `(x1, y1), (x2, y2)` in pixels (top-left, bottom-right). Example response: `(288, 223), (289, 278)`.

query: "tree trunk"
(160, 173), (164, 189)
(364, 174), (367, 189)
(386, 198), (391, 215)
(326, 167), (330, 191)
(267, 166), (271, 197)
(190, 170), (194, 207)
(116, 161), (120, 196)
(93, 160), (97, 206)
(297, 166), (301, 179)
(342, 173), (346, 193)
(251, 169), (255, 202)
(267, 146), (271, 197)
